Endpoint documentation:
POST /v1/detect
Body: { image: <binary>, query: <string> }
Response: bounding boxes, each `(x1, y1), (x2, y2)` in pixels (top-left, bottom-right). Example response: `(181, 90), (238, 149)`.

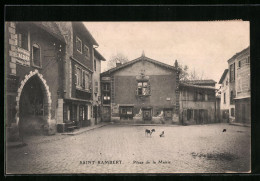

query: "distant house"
(179, 81), (217, 125)
(100, 53), (180, 124)
(218, 69), (230, 122)
(182, 79), (216, 87)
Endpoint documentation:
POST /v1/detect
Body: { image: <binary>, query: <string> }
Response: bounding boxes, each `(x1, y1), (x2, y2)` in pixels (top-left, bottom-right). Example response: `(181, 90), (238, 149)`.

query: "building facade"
(5, 22), (66, 138)
(219, 46), (250, 124)
(92, 49), (106, 125)
(5, 22), (106, 139)
(218, 69), (231, 122)
(179, 81), (218, 125)
(234, 47), (250, 123)
(55, 22), (105, 130)
(100, 54), (180, 124)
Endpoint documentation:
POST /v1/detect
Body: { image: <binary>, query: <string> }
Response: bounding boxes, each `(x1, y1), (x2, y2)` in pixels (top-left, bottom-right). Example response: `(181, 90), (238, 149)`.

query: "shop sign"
(17, 47), (30, 66)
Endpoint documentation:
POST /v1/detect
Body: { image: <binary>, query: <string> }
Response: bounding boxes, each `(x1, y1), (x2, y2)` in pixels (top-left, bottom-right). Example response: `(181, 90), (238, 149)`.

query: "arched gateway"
(15, 70), (52, 134)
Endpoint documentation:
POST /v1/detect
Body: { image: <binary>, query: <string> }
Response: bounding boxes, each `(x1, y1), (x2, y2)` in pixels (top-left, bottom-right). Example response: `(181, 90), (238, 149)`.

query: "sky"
(84, 21), (249, 83)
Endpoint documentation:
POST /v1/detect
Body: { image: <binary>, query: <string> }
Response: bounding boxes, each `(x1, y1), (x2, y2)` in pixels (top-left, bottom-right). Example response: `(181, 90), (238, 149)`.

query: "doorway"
(19, 75), (48, 135)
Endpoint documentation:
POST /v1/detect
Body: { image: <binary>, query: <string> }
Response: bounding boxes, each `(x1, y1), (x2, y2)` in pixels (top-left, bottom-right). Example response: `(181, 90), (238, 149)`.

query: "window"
(75, 67), (81, 87)
(224, 93), (226, 104)
(103, 83), (110, 91)
(238, 61), (241, 68)
(231, 108), (235, 117)
(17, 25), (28, 50)
(75, 66), (91, 91)
(32, 44), (41, 67)
(226, 79), (228, 86)
(230, 91), (235, 105)
(76, 36), (82, 53)
(194, 91), (204, 101)
(94, 59), (96, 71)
(230, 63), (235, 82)
(84, 73), (89, 90)
(136, 81), (151, 96)
(94, 81), (98, 94)
(84, 45), (90, 57)
(246, 56), (250, 64)
(187, 109), (193, 120)
(103, 92), (110, 104)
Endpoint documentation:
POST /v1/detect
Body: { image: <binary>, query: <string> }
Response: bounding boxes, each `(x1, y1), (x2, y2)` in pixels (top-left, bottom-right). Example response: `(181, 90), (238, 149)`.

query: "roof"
(94, 49), (106, 61)
(227, 46), (250, 63)
(72, 22), (99, 46)
(101, 55), (178, 75)
(179, 82), (216, 90)
(182, 79), (216, 85)
(218, 69), (229, 84)
(32, 22), (66, 43)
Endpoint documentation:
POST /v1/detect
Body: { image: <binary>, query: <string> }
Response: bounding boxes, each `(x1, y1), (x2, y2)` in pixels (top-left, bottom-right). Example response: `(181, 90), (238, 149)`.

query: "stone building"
(5, 22), (106, 139)
(5, 22), (66, 138)
(179, 80), (218, 125)
(100, 53), (180, 124)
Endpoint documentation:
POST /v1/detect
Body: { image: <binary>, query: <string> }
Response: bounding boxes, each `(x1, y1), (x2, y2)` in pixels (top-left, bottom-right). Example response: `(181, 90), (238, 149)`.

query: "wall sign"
(17, 47), (30, 66)
(102, 77), (111, 81)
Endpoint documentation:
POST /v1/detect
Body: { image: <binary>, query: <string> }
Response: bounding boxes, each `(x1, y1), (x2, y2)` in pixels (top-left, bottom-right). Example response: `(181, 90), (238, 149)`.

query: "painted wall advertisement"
(16, 47), (30, 66)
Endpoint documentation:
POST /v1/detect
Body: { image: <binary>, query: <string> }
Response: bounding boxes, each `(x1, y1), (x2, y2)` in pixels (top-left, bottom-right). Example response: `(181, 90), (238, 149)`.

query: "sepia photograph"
(5, 20), (250, 174)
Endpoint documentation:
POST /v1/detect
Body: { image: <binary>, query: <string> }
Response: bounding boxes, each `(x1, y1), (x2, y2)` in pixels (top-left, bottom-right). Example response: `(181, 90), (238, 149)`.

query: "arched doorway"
(16, 70), (52, 136)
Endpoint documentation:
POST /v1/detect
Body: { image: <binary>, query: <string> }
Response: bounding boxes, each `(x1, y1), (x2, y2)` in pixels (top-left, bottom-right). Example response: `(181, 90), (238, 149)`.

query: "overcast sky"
(84, 21), (249, 83)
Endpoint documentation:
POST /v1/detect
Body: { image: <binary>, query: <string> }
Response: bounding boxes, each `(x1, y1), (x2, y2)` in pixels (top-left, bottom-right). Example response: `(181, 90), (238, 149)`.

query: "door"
(164, 110), (173, 120)
(143, 109), (152, 120)
(102, 107), (111, 122)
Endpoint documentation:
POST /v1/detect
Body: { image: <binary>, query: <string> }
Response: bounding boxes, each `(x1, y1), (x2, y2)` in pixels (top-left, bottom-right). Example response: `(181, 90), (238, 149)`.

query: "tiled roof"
(182, 79), (216, 85)
(94, 49), (106, 61)
(218, 69), (229, 84)
(179, 82), (216, 90)
(101, 55), (178, 75)
(32, 22), (66, 43)
(227, 46), (250, 63)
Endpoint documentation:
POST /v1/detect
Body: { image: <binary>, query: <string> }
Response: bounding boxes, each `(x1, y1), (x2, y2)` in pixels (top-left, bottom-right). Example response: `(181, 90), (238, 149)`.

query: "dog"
(223, 129), (227, 132)
(145, 129), (155, 137)
(160, 131), (164, 137)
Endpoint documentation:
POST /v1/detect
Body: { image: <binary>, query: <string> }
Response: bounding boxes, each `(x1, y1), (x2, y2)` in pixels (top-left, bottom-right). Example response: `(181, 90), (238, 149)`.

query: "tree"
(178, 64), (189, 81)
(177, 62), (207, 81)
(107, 53), (129, 70)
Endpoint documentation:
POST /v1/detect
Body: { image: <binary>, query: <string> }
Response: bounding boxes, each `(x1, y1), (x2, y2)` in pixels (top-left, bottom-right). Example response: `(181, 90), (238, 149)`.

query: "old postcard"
(5, 20), (250, 174)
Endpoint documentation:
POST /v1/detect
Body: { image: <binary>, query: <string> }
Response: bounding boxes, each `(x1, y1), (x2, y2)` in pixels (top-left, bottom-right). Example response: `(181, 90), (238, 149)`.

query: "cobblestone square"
(6, 123), (251, 174)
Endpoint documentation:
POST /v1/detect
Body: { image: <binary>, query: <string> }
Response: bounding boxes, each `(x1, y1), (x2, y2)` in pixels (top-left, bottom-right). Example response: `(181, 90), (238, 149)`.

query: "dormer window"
(76, 36), (82, 53)
(32, 43), (41, 67)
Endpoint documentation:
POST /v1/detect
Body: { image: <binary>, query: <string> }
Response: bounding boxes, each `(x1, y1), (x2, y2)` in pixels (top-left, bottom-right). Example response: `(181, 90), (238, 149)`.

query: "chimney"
(174, 60), (178, 68)
(116, 62), (122, 67)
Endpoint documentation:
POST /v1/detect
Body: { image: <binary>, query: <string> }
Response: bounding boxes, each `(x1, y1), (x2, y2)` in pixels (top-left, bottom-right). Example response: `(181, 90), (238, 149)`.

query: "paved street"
(6, 123), (250, 174)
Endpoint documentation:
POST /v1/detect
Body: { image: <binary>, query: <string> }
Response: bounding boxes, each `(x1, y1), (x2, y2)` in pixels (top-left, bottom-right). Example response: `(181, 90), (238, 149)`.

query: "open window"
(136, 81), (151, 96)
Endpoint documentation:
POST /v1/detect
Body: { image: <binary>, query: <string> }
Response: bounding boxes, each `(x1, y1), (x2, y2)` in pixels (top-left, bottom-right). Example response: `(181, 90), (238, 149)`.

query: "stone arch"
(15, 69), (52, 125)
